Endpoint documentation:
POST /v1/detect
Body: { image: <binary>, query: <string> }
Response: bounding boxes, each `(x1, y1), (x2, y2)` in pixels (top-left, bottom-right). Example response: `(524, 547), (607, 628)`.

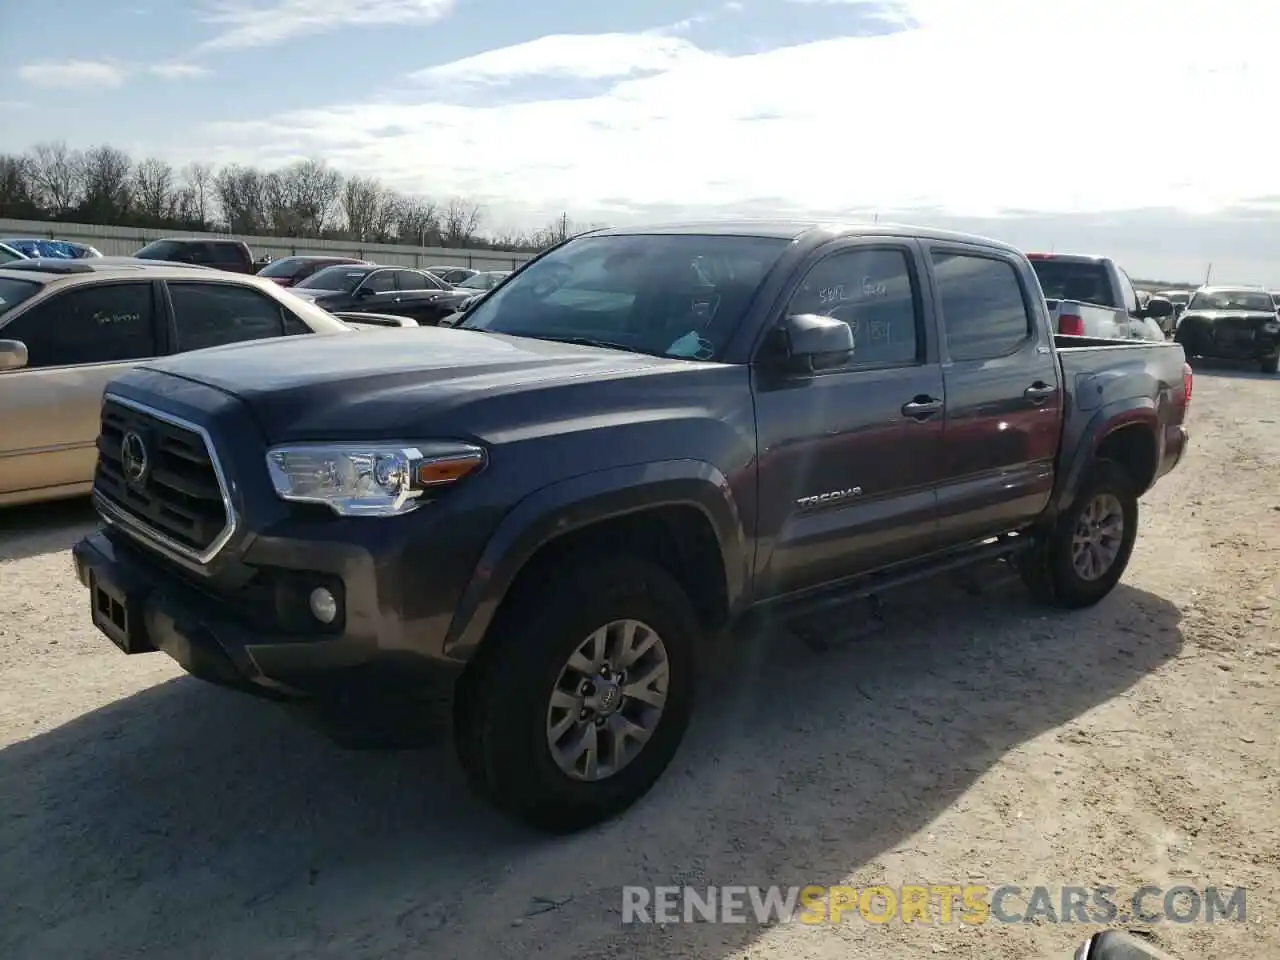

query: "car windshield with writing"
(296, 266), (372, 292)
(1187, 289), (1275, 312)
(0, 277), (42, 317)
(458, 235), (789, 360)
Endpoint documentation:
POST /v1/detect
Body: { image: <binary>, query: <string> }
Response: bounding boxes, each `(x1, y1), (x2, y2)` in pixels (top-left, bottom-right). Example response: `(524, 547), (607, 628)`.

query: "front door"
(752, 240), (946, 600)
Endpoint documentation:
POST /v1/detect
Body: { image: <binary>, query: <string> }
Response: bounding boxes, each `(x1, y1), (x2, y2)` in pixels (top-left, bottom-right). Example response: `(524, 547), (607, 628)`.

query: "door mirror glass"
(0, 338), (29, 371)
(1144, 297), (1173, 320)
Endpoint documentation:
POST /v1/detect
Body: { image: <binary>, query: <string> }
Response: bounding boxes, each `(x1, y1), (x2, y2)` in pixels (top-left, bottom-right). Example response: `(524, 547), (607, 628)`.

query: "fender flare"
(443, 459), (749, 661)
(1053, 398), (1160, 514)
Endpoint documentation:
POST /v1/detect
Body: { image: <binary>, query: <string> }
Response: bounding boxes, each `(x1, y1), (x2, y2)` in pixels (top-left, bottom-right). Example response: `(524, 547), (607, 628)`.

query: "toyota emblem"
(121, 431), (149, 486)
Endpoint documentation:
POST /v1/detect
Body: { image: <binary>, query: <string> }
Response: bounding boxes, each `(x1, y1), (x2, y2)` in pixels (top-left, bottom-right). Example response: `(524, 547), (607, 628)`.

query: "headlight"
(265, 442), (485, 517)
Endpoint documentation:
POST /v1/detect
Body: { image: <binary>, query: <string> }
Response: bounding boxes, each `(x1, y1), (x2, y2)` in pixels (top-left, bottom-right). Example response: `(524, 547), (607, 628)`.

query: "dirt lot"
(1, 364), (1276, 960)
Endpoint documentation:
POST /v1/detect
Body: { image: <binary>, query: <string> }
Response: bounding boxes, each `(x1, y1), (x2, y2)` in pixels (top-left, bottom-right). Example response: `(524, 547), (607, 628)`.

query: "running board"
(761, 534), (1030, 652)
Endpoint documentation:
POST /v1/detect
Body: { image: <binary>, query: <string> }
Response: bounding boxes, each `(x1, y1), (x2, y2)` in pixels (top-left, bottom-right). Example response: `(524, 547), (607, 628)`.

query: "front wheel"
(454, 555), (698, 833)
(1019, 460), (1139, 609)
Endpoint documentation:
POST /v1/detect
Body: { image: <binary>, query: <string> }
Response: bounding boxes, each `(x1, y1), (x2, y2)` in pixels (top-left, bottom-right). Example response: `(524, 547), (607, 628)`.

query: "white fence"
(0, 218), (536, 271)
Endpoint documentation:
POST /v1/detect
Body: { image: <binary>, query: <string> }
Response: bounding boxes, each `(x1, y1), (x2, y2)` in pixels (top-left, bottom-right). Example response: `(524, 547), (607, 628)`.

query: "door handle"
(901, 395), (944, 420)
(1024, 382), (1056, 404)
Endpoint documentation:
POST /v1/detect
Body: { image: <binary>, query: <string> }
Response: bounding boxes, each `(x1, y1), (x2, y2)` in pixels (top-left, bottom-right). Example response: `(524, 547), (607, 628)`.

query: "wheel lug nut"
(594, 716), (606, 727)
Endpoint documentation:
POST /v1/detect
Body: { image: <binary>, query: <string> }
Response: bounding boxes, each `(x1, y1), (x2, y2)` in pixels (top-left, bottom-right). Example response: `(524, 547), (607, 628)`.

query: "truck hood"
(134, 327), (705, 442)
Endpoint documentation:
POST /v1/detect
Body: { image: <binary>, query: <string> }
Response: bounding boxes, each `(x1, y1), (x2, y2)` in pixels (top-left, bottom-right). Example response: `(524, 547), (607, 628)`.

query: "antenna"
(1204, 262), (1213, 285)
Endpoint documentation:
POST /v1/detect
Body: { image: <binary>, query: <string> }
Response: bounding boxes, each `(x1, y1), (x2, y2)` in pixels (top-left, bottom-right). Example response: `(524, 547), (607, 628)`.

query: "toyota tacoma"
(73, 221), (1192, 832)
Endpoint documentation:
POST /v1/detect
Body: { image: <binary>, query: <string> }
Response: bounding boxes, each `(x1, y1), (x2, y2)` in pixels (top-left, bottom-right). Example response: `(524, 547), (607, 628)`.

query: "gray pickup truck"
(72, 221), (1192, 832)
(1029, 252), (1172, 340)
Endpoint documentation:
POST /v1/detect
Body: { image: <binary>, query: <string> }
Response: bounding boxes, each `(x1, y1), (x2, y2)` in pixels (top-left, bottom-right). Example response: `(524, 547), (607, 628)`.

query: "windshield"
(297, 265), (371, 292)
(1029, 259), (1114, 307)
(459, 234), (790, 360)
(458, 272), (503, 290)
(258, 257), (309, 278)
(0, 277), (42, 317)
(134, 239), (188, 260)
(1186, 289), (1275, 312)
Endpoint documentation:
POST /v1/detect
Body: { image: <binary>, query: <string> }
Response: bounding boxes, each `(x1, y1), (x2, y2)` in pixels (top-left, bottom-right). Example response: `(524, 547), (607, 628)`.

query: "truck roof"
(590, 219), (1021, 252)
(1026, 252), (1112, 264)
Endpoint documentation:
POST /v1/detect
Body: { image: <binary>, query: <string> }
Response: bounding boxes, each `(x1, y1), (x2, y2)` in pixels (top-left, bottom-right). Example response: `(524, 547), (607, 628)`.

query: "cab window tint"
(0, 282), (157, 368)
(786, 247), (921, 367)
(168, 282), (284, 351)
(932, 253), (1032, 361)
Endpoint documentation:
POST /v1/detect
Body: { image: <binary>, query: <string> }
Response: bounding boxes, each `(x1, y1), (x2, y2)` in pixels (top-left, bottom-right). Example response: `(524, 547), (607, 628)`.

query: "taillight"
(1059, 312), (1085, 336)
(1182, 361), (1193, 408)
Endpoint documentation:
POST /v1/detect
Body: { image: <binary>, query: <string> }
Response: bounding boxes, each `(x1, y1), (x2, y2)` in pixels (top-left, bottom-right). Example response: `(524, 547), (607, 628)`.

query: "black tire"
(1019, 460), (1139, 609)
(453, 554), (698, 834)
(1261, 354), (1279, 374)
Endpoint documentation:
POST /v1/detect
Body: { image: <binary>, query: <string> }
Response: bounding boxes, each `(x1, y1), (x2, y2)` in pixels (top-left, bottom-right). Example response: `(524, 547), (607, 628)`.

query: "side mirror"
(354, 285), (376, 298)
(0, 339), (29, 371)
(773, 313), (855, 372)
(1144, 297), (1173, 320)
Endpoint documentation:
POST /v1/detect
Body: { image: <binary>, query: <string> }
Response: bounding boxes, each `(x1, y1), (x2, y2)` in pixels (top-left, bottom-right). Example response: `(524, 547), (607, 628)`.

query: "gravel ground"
(1, 363), (1276, 960)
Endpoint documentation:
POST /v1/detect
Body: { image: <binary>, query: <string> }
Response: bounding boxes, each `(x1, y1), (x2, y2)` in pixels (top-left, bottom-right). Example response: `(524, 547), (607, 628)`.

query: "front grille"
(94, 398), (231, 558)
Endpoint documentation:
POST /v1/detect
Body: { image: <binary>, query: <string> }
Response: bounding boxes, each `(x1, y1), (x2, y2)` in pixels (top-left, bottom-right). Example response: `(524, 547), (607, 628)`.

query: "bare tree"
(26, 141), (84, 215)
(79, 145), (134, 223)
(134, 157), (176, 222)
(182, 161), (215, 227)
(214, 163), (267, 234)
(0, 154), (39, 218)
(262, 159), (343, 237)
(441, 197), (483, 247)
(394, 195), (441, 246)
(341, 175), (396, 241)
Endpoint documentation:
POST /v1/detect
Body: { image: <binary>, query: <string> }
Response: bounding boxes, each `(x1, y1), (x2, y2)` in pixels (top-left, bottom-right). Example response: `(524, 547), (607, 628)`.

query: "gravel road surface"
(1, 362), (1276, 960)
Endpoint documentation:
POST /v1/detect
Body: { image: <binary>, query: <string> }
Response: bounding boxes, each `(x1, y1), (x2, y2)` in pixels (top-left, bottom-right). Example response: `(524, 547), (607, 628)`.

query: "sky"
(2, 0), (1279, 284)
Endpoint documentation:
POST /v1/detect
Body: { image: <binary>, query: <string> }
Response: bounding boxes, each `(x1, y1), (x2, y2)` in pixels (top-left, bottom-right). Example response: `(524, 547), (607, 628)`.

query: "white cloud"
(18, 60), (130, 90)
(150, 62), (212, 80)
(198, 0), (1280, 228)
(197, 0), (456, 50)
(410, 33), (715, 86)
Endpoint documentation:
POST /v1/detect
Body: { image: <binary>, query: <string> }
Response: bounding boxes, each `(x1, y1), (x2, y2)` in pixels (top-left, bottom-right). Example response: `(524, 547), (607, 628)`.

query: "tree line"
(0, 141), (597, 252)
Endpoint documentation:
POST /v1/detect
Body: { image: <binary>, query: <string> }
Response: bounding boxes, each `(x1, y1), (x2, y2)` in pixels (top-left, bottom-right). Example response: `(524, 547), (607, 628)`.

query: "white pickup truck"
(1027, 253), (1170, 341)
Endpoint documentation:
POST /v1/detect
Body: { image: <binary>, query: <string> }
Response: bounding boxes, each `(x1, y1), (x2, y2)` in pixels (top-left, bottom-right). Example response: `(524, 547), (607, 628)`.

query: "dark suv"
(134, 238), (256, 274)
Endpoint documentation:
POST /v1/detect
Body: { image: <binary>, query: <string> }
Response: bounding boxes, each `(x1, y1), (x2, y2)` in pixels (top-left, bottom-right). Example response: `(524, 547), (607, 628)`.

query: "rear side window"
(0, 282), (157, 367)
(168, 282), (285, 351)
(207, 243), (247, 267)
(932, 253), (1032, 361)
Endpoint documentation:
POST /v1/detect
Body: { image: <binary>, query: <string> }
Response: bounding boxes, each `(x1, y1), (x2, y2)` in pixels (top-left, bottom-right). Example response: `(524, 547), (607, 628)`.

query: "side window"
(208, 243), (247, 267)
(0, 283), (157, 368)
(785, 247), (921, 368)
(361, 270), (396, 293)
(931, 253), (1032, 361)
(1115, 268), (1139, 315)
(183, 243), (215, 264)
(396, 270), (428, 291)
(168, 282), (285, 352)
(282, 312), (313, 335)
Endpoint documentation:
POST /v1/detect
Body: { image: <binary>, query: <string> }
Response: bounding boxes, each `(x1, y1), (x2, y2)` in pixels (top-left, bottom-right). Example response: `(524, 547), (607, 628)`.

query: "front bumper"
(73, 530), (463, 704)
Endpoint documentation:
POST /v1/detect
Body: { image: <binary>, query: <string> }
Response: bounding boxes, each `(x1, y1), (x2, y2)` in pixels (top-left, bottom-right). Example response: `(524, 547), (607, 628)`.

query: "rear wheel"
(1019, 460), (1138, 609)
(454, 555), (698, 833)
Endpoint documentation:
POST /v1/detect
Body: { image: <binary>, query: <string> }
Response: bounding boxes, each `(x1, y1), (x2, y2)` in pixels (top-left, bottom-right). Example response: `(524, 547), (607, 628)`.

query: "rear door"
(752, 238), (946, 598)
(0, 280), (163, 497)
(926, 244), (1062, 545)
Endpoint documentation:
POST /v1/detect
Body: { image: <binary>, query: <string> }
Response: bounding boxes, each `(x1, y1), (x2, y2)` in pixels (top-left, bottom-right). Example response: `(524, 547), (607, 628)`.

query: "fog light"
(309, 587), (338, 624)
